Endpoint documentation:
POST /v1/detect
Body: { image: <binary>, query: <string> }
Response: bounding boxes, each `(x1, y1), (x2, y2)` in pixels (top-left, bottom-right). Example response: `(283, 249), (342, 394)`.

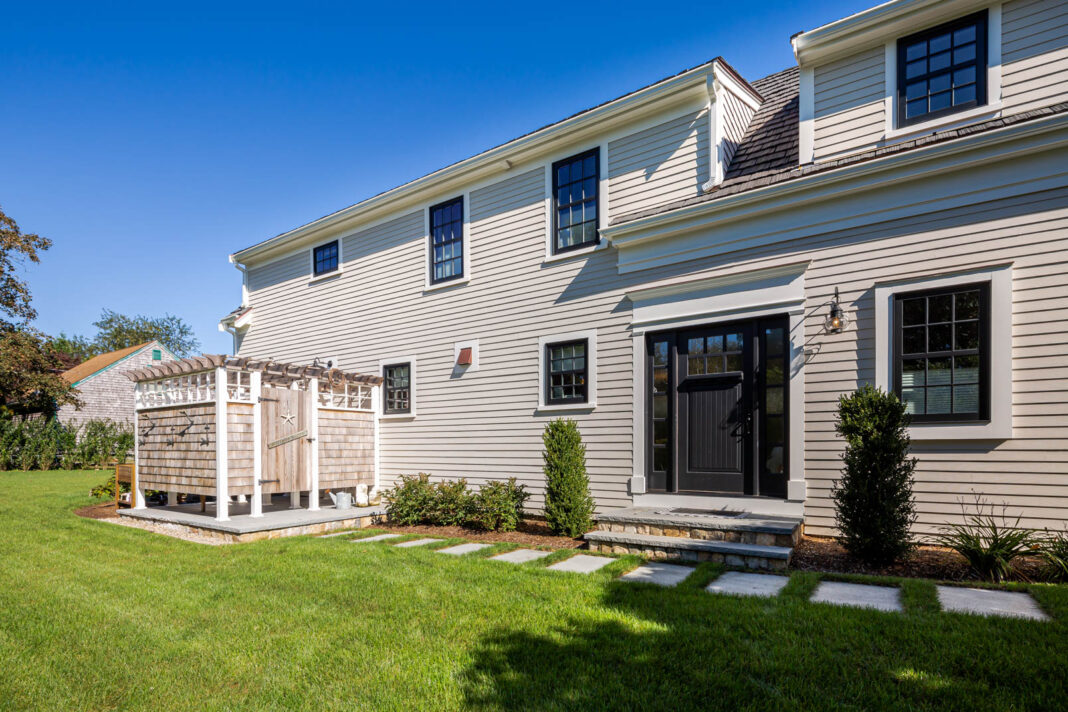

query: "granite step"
(593, 507), (802, 548)
(585, 530), (791, 571)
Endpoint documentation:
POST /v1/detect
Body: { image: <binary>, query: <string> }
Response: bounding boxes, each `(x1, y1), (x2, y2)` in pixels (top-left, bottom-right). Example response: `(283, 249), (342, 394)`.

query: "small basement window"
(893, 283), (990, 422)
(897, 11), (987, 127)
(313, 240), (340, 277)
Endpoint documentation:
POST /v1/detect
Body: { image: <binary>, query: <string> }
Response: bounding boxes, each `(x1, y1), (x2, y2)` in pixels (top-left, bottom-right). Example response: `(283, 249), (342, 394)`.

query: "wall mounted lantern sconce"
(824, 287), (849, 334)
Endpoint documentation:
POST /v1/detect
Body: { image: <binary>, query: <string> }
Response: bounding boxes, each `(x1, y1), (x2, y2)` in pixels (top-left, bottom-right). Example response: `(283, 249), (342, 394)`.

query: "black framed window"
(546, 340), (588, 405)
(552, 148), (599, 254)
(894, 283), (990, 422)
(383, 363), (411, 414)
(313, 240), (339, 276)
(647, 336), (672, 491)
(430, 197), (464, 284)
(897, 11), (987, 127)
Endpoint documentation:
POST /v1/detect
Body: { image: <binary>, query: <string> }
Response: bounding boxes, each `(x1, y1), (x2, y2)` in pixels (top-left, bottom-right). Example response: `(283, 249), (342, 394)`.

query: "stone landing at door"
(584, 507), (802, 570)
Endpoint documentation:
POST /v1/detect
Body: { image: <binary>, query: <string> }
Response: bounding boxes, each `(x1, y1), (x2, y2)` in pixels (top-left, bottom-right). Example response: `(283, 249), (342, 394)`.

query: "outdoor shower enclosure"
(127, 355), (382, 521)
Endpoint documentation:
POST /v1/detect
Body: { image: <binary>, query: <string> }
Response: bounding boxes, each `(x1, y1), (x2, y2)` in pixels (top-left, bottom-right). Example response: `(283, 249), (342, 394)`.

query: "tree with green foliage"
(542, 418), (595, 537)
(831, 384), (918, 565)
(0, 205), (52, 331)
(52, 309), (201, 361)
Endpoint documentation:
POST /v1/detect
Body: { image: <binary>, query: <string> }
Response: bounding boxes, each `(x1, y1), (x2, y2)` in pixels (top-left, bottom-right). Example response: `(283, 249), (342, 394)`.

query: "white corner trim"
(378, 355), (417, 419)
(874, 264), (1013, 440)
(537, 329), (598, 410)
(798, 66), (815, 165)
(424, 192), (471, 291)
(307, 238), (344, 284)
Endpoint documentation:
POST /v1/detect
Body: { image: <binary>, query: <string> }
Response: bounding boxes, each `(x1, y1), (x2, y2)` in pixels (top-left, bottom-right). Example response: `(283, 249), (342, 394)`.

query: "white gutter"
(231, 61), (721, 265)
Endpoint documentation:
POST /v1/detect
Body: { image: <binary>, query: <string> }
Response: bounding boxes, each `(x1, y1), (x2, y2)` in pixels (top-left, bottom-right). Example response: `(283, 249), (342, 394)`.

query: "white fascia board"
(793, 0), (986, 66)
(604, 112), (1068, 260)
(231, 65), (716, 266)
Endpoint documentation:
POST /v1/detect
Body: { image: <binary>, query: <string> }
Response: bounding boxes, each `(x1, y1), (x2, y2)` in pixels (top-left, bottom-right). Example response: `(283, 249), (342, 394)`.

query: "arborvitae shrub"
(831, 384), (918, 565)
(542, 419), (595, 537)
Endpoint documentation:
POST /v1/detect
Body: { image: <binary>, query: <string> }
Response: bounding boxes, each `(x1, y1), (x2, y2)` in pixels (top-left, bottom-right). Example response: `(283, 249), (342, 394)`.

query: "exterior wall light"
(824, 287), (849, 334)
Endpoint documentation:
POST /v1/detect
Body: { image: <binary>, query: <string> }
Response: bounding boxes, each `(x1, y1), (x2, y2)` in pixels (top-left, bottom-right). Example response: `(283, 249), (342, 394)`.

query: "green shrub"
(831, 384), (917, 566)
(429, 479), (474, 527)
(385, 473), (437, 525)
(932, 495), (1040, 582)
(90, 475), (130, 499)
(542, 419), (595, 537)
(1041, 529), (1068, 582)
(469, 478), (529, 532)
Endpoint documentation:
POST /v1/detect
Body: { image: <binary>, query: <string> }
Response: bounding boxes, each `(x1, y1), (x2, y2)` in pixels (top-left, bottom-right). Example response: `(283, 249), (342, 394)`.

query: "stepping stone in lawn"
(547, 554), (614, 574)
(437, 543), (492, 556)
(394, 538), (441, 548)
(811, 581), (903, 613)
(490, 549), (553, 564)
(936, 586), (1050, 621)
(705, 571), (790, 598)
(619, 562), (693, 587)
(349, 533), (402, 543)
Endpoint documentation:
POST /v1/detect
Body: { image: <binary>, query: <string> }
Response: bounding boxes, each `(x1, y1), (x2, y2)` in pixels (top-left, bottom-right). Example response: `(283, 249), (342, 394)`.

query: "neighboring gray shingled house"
(57, 341), (176, 428)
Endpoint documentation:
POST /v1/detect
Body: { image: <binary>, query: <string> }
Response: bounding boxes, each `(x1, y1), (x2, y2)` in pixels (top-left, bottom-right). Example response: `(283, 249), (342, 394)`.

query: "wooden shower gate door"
(260, 386), (311, 494)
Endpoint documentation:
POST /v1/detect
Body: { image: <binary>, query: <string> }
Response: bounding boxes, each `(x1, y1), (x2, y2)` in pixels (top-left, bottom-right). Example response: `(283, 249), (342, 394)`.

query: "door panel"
(686, 381), (744, 473)
(261, 387), (310, 494)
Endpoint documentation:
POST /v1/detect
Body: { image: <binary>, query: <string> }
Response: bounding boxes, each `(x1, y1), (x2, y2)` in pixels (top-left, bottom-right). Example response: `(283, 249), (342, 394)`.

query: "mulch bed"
(381, 519), (585, 550)
(75, 502), (120, 520)
(792, 535), (1045, 582)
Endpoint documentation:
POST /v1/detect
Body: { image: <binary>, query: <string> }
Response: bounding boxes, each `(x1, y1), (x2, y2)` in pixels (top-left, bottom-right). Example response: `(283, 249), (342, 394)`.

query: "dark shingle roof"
(612, 67), (1068, 226)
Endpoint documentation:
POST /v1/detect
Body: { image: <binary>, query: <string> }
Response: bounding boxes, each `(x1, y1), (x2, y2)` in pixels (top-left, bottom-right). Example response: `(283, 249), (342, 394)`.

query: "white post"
(214, 366), (230, 521)
(372, 384), (381, 492)
(167, 491), (178, 506)
(250, 370), (263, 517)
(133, 397), (146, 510)
(308, 376), (320, 511)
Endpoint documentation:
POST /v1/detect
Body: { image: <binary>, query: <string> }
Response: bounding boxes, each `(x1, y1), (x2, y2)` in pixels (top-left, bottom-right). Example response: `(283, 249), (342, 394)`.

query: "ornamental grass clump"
(831, 384), (918, 566)
(1041, 529), (1068, 583)
(542, 418), (595, 537)
(932, 495), (1040, 582)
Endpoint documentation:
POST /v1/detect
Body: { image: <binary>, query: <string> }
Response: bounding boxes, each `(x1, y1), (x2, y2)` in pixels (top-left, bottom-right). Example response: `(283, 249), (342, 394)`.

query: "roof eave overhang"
(792, 0), (984, 66)
(231, 63), (717, 266)
(604, 111), (1068, 249)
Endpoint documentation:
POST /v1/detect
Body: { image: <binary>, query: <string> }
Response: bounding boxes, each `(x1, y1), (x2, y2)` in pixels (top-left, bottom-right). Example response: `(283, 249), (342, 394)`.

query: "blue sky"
(1, 0), (867, 354)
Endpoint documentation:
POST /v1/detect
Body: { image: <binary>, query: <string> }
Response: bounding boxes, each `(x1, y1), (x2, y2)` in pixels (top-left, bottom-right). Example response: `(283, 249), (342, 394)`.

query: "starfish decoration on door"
(280, 405), (296, 427)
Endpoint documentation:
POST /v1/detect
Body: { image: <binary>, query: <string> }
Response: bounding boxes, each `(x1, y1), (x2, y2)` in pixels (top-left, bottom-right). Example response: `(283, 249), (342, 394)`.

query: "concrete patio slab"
(547, 554), (614, 574)
(490, 549), (553, 564)
(349, 533), (403, 543)
(936, 586), (1050, 621)
(394, 538), (441, 548)
(811, 581), (902, 612)
(619, 562), (693, 587)
(438, 543), (492, 556)
(705, 571), (790, 598)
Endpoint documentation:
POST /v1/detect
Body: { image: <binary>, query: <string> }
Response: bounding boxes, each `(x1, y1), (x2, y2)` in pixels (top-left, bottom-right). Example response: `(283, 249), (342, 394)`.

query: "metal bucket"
(330, 491), (353, 510)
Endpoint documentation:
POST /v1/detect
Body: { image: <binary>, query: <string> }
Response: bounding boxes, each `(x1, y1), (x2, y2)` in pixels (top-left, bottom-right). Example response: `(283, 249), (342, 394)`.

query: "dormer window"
(897, 11), (987, 127)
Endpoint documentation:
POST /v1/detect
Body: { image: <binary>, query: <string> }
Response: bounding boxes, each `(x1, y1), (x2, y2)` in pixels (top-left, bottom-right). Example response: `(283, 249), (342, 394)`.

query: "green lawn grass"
(1, 471), (1066, 711)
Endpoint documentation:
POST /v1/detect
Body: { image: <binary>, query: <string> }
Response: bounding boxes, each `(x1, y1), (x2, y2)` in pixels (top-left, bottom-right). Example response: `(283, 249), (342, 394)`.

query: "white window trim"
(424, 192), (471, 292)
(882, 3), (1003, 140)
(537, 329), (597, 412)
(379, 355), (417, 419)
(542, 143), (609, 265)
(874, 264), (1012, 441)
(308, 238), (344, 284)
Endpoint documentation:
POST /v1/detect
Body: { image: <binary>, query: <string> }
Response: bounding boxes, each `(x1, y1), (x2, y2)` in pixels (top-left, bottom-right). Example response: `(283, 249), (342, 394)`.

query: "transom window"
(894, 284), (989, 422)
(552, 149), (599, 254)
(383, 363), (411, 414)
(313, 240), (339, 276)
(430, 197), (464, 284)
(686, 332), (744, 375)
(897, 11), (987, 126)
(546, 340), (588, 404)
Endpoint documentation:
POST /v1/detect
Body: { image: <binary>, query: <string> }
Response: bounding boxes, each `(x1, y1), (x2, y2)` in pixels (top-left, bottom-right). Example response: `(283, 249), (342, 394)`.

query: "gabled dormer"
(793, 0), (1068, 164)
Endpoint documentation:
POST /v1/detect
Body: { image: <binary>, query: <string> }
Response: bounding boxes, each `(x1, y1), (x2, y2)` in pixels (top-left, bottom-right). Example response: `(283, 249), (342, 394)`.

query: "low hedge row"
(385, 474), (529, 532)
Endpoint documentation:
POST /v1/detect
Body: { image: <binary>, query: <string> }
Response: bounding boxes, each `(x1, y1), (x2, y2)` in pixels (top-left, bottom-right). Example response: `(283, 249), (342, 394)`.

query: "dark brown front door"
(646, 316), (789, 498)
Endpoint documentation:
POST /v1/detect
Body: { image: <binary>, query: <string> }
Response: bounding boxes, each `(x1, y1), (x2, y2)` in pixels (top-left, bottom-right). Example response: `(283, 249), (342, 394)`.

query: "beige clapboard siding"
(799, 186), (1068, 536)
(607, 108), (709, 215)
(242, 166), (638, 511)
(813, 46), (885, 162)
(1002, 0), (1068, 113)
(720, 90), (755, 169)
